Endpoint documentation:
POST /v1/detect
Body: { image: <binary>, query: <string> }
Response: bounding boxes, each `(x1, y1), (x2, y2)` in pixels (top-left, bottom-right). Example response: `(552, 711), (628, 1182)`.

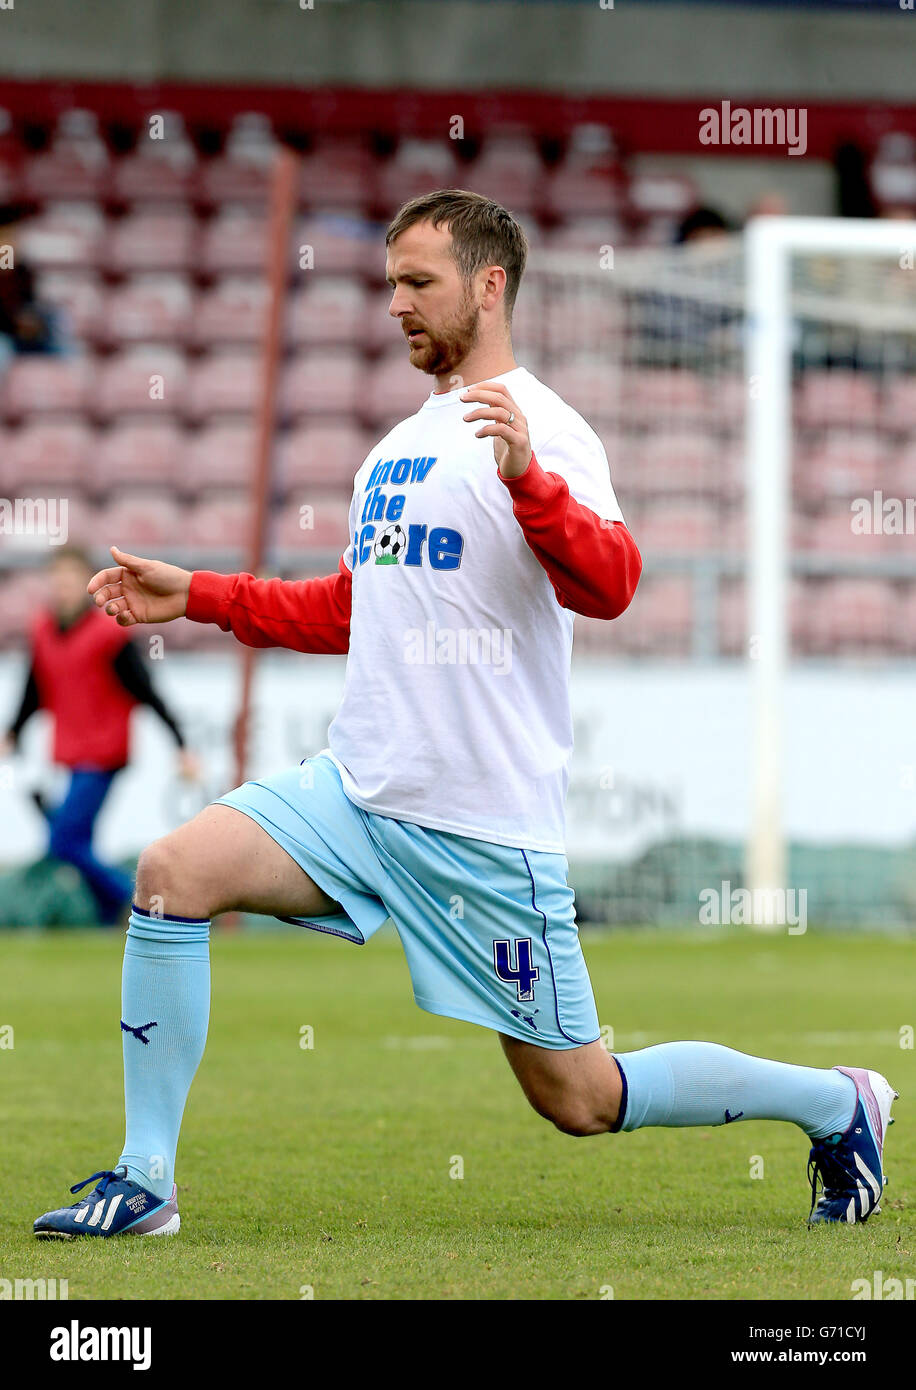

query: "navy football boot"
(807, 1067), (898, 1225)
(34, 1166), (179, 1239)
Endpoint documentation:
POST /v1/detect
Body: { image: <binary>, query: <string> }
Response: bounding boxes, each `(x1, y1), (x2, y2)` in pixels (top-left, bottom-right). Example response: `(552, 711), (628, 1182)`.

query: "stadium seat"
(192, 278), (269, 348)
(795, 370), (880, 431)
(110, 113), (197, 202)
(807, 579), (898, 655)
(377, 139), (461, 214)
(270, 493), (350, 555)
(94, 348), (188, 421)
(21, 109), (110, 201)
(95, 491), (184, 548)
(625, 367), (708, 426)
(627, 171), (698, 220)
(107, 208), (197, 275)
(613, 575), (693, 656)
(199, 113), (278, 205)
(199, 207), (269, 275)
(294, 213), (379, 279)
(36, 271), (105, 341)
(540, 215), (627, 255)
(185, 350), (262, 422)
(18, 203), (105, 272)
(3, 420), (94, 493)
(464, 127), (545, 214)
(287, 277), (368, 350)
(299, 137), (378, 212)
(800, 502), (887, 556)
(364, 349), (430, 428)
(364, 284), (400, 352)
(795, 434), (888, 507)
(185, 422), (256, 492)
(883, 377), (916, 433)
(627, 500), (720, 554)
(184, 493), (252, 550)
(542, 356), (621, 426)
(280, 348), (363, 421)
(92, 421), (185, 493)
(103, 275), (194, 347)
(0, 568), (53, 644)
(274, 422), (372, 495)
(1, 358), (91, 422)
(632, 430), (735, 500)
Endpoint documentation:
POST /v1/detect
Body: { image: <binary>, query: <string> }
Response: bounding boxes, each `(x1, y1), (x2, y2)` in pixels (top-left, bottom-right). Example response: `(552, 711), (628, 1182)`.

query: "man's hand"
(88, 545), (192, 627)
(461, 381), (532, 479)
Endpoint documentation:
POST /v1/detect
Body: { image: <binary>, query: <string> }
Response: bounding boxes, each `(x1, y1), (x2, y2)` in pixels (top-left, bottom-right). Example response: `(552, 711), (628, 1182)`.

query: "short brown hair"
(385, 188), (528, 319)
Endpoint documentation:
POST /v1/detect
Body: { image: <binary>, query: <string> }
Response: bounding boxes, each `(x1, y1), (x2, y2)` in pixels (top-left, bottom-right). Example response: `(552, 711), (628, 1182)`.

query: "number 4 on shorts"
(493, 938), (540, 1002)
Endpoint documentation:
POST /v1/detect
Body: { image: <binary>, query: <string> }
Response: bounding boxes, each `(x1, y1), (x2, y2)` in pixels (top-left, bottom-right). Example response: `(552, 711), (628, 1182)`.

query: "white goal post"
(745, 215), (916, 904)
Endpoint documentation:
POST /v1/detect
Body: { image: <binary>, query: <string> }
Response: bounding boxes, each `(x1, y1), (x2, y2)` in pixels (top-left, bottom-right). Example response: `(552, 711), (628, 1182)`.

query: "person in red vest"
(1, 546), (196, 924)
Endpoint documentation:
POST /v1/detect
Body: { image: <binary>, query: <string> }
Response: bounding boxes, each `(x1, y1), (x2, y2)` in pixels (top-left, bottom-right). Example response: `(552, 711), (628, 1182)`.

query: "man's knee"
(544, 1101), (610, 1138)
(135, 834), (205, 918)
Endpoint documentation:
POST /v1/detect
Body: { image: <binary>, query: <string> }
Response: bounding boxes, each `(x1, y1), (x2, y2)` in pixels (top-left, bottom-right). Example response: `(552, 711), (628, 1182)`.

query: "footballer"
(34, 190), (896, 1239)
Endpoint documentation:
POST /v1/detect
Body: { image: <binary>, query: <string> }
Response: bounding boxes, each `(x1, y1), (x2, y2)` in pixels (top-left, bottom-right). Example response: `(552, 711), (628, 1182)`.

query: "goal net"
(513, 218), (916, 928)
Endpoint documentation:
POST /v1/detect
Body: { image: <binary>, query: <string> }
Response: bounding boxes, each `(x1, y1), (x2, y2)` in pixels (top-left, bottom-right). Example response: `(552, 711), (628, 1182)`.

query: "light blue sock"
(117, 905), (211, 1200)
(614, 1041), (857, 1140)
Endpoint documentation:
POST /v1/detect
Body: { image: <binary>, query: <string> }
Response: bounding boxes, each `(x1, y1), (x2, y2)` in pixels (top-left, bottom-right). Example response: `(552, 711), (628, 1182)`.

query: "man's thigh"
(138, 803), (341, 919)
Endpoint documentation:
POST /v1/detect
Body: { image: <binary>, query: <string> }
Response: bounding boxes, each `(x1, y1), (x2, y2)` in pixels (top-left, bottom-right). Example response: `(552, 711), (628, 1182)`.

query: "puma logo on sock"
(121, 1020), (158, 1046)
(724, 1108), (744, 1123)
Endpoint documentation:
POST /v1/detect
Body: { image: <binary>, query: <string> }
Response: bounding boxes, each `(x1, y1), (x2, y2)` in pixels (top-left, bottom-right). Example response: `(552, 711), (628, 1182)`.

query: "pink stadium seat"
(294, 214), (377, 278)
(185, 423), (256, 492)
(104, 275), (193, 346)
(465, 129), (545, 214)
(22, 110), (110, 201)
(280, 349), (363, 421)
(364, 284), (400, 352)
(795, 371), (880, 431)
(632, 430), (733, 499)
(18, 203), (105, 271)
(2, 358), (91, 421)
(364, 349), (430, 428)
(377, 139), (461, 212)
(542, 357), (620, 422)
(627, 500), (720, 554)
(94, 349), (188, 421)
(625, 368), (708, 426)
(794, 435), (885, 506)
(799, 503), (887, 557)
(299, 138), (377, 212)
(185, 350), (261, 422)
(270, 493), (350, 554)
(0, 569), (52, 644)
(895, 585), (916, 655)
(613, 575), (692, 656)
(110, 115), (197, 203)
(287, 277), (367, 350)
(3, 421), (94, 493)
(184, 493), (252, 550)
(540, 216), (627, 255)
(95, 491), (184, 548)
(92, 421), (184, 492)
(199, 207), (269, 275)
(199, 113), (278, 205)
(543, 166), (622, 219)
(107, 208), (196, 274)
(882, 377), (916, 432)
(719, 580), (811, 657)
(275, 423), (372, 494)
(36, 271), (105, 341)
(887, 443), (916, 498)
(192, 279), (268, 348)
(807, 579), (897, 655)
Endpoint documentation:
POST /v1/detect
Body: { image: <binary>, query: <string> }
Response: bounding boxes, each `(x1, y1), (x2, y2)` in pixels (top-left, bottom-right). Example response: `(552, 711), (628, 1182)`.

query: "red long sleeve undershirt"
(186, 452), (641, 650)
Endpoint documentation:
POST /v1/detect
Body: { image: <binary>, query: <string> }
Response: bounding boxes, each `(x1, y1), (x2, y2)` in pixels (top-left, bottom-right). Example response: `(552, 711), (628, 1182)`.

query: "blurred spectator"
(675, 205), (732, 245)
(1, 547), (198, 924)
(0, 202), (63, 362)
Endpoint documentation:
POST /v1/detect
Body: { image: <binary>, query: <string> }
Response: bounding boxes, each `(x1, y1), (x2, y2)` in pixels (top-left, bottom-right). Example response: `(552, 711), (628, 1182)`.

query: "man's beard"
(406, 292), (480, 378)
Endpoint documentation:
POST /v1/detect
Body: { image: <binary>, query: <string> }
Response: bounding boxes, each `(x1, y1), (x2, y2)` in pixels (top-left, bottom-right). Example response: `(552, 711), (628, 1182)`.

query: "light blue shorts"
(215, 754), (600, 1050)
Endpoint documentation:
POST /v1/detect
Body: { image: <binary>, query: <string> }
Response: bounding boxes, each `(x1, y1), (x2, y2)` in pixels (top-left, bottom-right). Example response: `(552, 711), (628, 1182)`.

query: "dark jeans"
(46, 768), (133, 925)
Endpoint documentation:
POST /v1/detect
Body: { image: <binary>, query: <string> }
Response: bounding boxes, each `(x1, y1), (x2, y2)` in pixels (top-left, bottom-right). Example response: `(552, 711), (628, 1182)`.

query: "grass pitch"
(1, 927), (912, 1300)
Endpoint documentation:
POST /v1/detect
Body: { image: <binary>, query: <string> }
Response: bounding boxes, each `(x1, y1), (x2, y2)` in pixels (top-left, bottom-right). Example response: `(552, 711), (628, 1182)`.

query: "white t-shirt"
(325, 365), (624, 852)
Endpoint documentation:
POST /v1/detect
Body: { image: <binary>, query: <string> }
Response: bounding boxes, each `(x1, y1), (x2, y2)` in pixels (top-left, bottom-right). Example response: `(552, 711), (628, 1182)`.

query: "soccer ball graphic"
(374, 524), (406, 565)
